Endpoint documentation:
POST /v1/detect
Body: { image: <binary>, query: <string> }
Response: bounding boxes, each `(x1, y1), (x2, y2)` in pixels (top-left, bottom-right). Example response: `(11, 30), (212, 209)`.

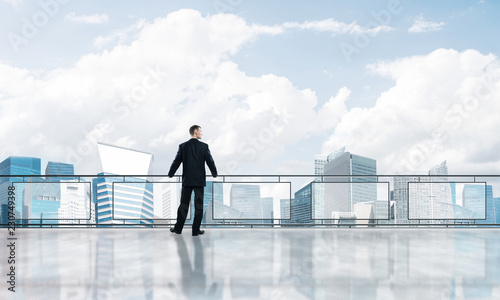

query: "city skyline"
(2, 146), (498, 226)
(3, 2), (500, 298)
(1, 1), (500, 178)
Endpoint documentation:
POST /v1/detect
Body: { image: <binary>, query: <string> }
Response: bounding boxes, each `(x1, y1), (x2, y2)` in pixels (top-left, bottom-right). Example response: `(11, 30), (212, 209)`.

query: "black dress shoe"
(170, 227), (181, 234)
(192, 230), (205, 236)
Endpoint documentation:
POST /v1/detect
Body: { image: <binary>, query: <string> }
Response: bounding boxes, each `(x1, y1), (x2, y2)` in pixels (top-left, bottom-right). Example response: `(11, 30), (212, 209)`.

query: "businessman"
(168, 125), (217, 236)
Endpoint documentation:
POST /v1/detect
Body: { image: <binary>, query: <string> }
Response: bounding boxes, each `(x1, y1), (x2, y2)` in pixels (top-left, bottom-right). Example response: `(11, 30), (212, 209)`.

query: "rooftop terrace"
(2, 228), (499, 300)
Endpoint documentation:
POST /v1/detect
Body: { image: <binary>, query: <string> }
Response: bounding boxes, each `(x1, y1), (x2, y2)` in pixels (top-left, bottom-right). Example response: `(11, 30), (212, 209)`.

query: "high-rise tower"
(45, 161), (75, 182)
(0, 156), (41, 223)
(323, 149), (377, 221)
(96, 143), (154, 225)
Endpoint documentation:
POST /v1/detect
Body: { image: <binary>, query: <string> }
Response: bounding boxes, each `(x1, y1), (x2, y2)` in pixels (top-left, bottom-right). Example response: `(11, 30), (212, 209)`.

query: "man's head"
(189, 125), (203, 139)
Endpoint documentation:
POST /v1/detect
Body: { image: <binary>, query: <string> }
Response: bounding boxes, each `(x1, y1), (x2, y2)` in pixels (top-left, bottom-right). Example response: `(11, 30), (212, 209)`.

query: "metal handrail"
(2, 174), (499, 228)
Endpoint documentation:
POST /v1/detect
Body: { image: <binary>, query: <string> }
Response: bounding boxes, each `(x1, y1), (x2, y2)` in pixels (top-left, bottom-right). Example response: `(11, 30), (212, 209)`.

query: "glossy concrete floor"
(2, 228), (500, 300)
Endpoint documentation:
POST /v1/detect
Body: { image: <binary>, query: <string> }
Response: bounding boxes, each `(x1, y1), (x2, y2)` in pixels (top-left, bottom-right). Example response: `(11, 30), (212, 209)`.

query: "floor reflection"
(172, 236), (218, 299)
(3, 228), (500, 300)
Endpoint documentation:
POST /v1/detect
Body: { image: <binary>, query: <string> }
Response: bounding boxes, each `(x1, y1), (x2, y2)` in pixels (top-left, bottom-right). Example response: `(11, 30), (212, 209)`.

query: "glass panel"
(408, 182), (486, 220)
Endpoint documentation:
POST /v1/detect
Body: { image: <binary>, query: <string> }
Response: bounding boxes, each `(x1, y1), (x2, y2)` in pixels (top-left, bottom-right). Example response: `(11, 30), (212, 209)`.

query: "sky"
(1, 0), (500, 178)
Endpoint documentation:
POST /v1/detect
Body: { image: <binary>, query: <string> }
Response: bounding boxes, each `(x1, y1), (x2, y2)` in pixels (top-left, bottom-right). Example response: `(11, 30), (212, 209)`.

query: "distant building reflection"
(12, 229), (500, 299)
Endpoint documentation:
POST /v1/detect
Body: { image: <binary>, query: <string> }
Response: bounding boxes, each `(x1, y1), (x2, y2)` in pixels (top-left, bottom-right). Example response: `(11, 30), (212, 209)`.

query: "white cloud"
(283, 18), (392, 36)
(0, 9), (347, 175)
(2, 0), (22, 8)
(65, 12), (109, 24)
(408, 14), (445, 33)
(317, 87), (349, 130)
(94, 19), (146, 48)
(322, 48), (500, 174)
(3, 9), (498, 178)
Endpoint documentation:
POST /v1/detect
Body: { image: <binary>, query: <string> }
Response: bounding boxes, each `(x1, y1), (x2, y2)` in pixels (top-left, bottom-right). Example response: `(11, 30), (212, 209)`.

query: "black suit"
(168, 138), (217, 233)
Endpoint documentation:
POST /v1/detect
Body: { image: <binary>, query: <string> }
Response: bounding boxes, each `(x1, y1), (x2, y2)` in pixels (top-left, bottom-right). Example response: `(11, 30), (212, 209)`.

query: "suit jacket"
(168, 138), (217, 187)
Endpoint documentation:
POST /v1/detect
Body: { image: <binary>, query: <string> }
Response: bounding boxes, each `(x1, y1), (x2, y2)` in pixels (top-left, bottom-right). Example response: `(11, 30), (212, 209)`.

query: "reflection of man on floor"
(173, 237), (217, 299)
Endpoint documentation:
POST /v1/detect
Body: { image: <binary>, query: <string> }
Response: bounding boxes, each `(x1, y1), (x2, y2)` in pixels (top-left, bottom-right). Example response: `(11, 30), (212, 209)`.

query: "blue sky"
(1, 0), (500, 177)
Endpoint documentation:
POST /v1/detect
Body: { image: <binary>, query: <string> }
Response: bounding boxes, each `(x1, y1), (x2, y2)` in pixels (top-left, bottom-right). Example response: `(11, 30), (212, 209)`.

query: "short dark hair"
(189, 125), (201, 136)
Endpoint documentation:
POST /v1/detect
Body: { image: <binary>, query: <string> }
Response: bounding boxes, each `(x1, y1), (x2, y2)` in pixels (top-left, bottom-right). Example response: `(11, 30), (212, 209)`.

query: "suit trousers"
(174, 186), (204, 233)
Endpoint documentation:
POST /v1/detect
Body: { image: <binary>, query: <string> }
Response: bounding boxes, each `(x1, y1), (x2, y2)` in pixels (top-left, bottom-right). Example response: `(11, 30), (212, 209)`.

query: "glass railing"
(1, 174), (499, 227)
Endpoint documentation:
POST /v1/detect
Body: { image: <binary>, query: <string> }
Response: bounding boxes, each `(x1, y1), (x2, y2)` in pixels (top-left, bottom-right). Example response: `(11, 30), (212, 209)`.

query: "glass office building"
(495, 197), (500, 224)
(313, 154), (327, 220)
(290, 182), (313, 224)
(261, 196), (274, 224)
(95, 143), (154, 226)
(463, 184), (487, 220)
(230, 184), (263, 219)
(463, 184), (496, 224)
(481, 185), (495, 225)
(323, 149), (377, 221)
(205, 200), (244, 224)
(45, 161), (75, 182)
(203, 181), (223, 223)
(59, 180), (93, 224)
(0, 156), (41, 223)
(280, 198), (291, 225)
(23, 177), (61, 225)
(161, 182), (180, 220)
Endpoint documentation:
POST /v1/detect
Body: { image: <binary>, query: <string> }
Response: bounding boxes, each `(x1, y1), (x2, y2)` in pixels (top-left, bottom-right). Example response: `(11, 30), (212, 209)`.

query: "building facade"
(290, 183), (313, 225)
(323, 149), (377, 222)
(59, 180), (92, 224)
(23, 177), (60, 225)
(463, 184), (495, 224)
(0, 156), (41, 224)
(45, 161), (75, 182)
(95, 143), (154, 226)
(230, 184), (262, 220)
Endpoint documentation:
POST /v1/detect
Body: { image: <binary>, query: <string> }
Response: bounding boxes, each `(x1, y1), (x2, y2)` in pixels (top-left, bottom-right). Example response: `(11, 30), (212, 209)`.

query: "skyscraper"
(280, 198), (291, 225)
(494, 197), (500, 225)
(463, 184), (495, 224)
(313, 155), (327, 221)
(398, 161), (453, 224)
(45, 161), (91, 225)
(483, 185), (495, 225)
(314, 155), (328, 178)
(92, 178), (99, 224)
(205, 200), (244, 224)
(161, 182), (180, 220)
(428, 162), (454, 221)
(313, 147), (347, 221)
(206, 182), (242, 224)
(203, 181), (223, 223)
(463, 184), (486, 219)
(290, 183), (313, 225)
(59, 180), (92, 224)
(45, 161), (75, 182)
(493, 197), (500, 224)
(23, 177), (60, 225)
(323, 149), (377, 221)
(96, 143), (154, 226)
(394, 175), (419, 224)
(230, 184), (262, 220)
(409, 161), (454, 222)
(481, 185), (496, 225)
(261, 196), (274, 224)
(0, 156), (41, 224)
